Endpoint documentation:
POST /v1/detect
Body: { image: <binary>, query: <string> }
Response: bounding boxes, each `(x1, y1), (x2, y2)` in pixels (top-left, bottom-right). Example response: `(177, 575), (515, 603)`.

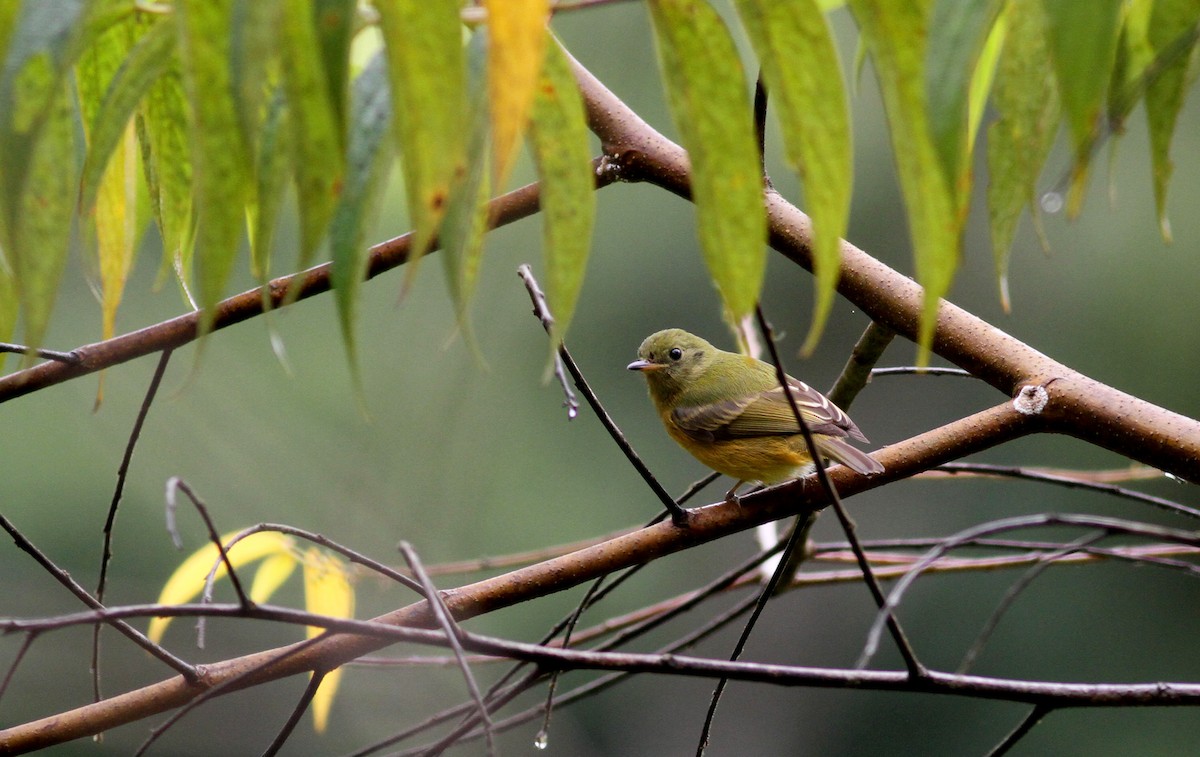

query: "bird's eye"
(668, 348), (683, 361)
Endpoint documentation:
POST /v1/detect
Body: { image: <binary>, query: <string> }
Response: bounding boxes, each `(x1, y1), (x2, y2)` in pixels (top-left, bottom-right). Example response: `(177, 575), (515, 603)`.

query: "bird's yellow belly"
(665, 424), (814, 485)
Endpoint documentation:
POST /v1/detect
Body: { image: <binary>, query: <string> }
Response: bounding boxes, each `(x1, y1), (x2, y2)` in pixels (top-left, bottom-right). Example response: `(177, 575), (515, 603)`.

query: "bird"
(627, 328), (883, 502)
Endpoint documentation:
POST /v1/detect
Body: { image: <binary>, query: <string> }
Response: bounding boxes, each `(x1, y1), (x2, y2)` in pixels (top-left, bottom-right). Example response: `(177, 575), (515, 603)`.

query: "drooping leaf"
(137, 52), (195, 299)
(302, 547), (355, 733)
(10, 82), (77, 350)
(246, 86), (291, 279)
(314, 0), (356, 132)
(926, 0), (1002, 199)
(1144, 0), (1200, 242)
(174, 0), (250, 326)
(987, 0), (1060, 310)
(530, 40), (595, 352)
(440, 30), (492, 345)
(849, 0), (961, 361)
(281, 0), (348, 272)
(330, 51), (393, 377)
(77, 14), (144, 342)
(230, 0), (284, 157)
(375, 0), (468, 273)
(149, 530), (296, 643)
(1040, 0), (1122, 216)
(733, 0), (851, 353)
(648, 0), (767, 322)
(483, 0), (550, 189)
(249, 553), (298, 604)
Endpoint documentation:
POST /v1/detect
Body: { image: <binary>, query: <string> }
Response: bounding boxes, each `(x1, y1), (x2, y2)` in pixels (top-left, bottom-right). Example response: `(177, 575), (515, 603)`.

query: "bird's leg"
(724, 480), (746, 506)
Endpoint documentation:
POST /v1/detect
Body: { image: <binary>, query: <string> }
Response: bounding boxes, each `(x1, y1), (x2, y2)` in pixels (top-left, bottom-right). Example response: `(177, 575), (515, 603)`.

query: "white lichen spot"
(1013, 384), (1049, 415)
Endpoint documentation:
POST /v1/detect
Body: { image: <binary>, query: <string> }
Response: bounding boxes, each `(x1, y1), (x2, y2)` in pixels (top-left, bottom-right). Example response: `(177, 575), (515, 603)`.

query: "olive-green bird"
(628, 328), (883, 501)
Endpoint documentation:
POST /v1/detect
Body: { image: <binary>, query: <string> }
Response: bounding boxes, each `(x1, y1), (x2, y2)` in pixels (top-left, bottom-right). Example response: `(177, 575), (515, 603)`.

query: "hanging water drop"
(534, 730), (549, 750)
(1039, 191), (1063, 214)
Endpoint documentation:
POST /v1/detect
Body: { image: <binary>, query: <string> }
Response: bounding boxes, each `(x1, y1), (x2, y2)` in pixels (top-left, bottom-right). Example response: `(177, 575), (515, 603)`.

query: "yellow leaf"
(149, 531), (295, 643)
(302, 547), (355, 732)
(483, 0), (550, 189)
(249, 552), (299, 604)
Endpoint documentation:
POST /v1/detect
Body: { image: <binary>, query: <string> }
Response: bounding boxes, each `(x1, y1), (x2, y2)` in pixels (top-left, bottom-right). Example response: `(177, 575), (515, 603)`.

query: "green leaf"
(230, 0), (284, 153)
(77, 14), (144, 342)
(175, 0), (250, 324)
(10, 82), (77, 350)
(530, 39), (595, 351)
(648, 0), (767, 322)
(1144, 0), (1200, 243)
(483, 0), (550, 188)
(137, 52), (195, 296)
(246, 87), (291, 279)
(281, 0), (348, 273)
(926, 0), (1002, 197)
(330, 51), (393, 376)
(986, 0), (1060, 311)
(440, 29), (492, 343)
(849, 0), (961, 361)
(732, 0), (851, 353)
(1040, 0), (1122, 216)
(376, 0), (468, 272)
(78, 17), (175, 220)
(314, 0), (356, 133)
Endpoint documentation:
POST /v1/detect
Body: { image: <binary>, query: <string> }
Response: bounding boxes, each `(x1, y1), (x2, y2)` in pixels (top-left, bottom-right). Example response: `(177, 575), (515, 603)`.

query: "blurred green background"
(3, 4), (1200, 755)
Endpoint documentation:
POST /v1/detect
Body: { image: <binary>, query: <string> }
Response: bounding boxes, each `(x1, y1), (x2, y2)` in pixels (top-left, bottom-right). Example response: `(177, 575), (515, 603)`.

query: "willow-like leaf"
(376, 0), (467, 278)
(530, 40), (595, 354)
(330, 51), (393, 381)
(302, 547), (355, 732)
(1040, 0), (1122, 217)
(148, 530), (296, 643)
(987, 0), (1060, 311)
(850, 0), (960, 362)
(483, 0), (549, 189)
(77, 15), (142, 344)
(281, 0), (347, 273)
(648, 0), (767, 322)
(1145, 0), (1200, 243)
(440, 30), (491, 347)
(10, 82), (77, 350)
(733, 0), (851, 354)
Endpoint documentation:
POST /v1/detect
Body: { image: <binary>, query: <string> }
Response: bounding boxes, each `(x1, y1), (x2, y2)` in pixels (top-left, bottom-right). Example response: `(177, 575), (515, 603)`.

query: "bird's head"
(627, 328), (718, 401)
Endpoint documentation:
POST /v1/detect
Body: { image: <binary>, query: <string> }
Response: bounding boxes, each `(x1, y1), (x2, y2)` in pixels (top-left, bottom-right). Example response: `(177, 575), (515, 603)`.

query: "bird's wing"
(673, 379), (867, 442)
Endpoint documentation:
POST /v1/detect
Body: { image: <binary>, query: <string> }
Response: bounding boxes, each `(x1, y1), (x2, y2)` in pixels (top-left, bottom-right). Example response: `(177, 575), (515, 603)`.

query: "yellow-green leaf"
(302, 547), (355, 732)
(648, 0), (767, 322)
(440, 30), (492, 344)
(1144, 0), (1200, 243)
(1040, 0), (1122, 216)
(77, 15), (142, 343)
(175, 0), (250, 326)
(281, 0), (348, 271)
(376, 0), (468, 268)
(986, 0), (1059, 310)
(732, 0), (851, 353)
(10, 82), (77, 350)
(149, 531), (296, 643)
(849, 0), (961, 361)
(926, 0), (1001, 212)
(530, 40), (595, 351)
(246, 87), (291, 279)
(331, 51), (393, 376)
(137, 34), (195, 294)
(484, 0), (550, 189)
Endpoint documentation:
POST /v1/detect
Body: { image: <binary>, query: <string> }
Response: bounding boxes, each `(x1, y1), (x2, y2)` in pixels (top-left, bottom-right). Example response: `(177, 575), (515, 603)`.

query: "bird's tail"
(818, 437), (884, 475)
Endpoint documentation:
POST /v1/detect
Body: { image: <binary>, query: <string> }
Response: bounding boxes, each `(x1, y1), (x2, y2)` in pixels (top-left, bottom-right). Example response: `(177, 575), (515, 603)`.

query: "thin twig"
(0, 513), (196, 678)
(985, 704), (1052, 757)
(93, 348), (174, 705)
(0, 342), (82, 364)
(518, 264), (688, 524)
(399, 542), (496, 757)
(827, 322), (896, 408)
(262, 673), (323, 757)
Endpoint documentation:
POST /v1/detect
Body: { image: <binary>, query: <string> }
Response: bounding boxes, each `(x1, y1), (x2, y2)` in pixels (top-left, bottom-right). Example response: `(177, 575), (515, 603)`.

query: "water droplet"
(534, 730), (549, 750)
(1039, 191), (1063, 214)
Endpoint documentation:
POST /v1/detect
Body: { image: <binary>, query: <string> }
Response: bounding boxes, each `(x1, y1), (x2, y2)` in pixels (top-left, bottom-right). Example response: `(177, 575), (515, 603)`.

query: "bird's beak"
(626, 359), (664, 372)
